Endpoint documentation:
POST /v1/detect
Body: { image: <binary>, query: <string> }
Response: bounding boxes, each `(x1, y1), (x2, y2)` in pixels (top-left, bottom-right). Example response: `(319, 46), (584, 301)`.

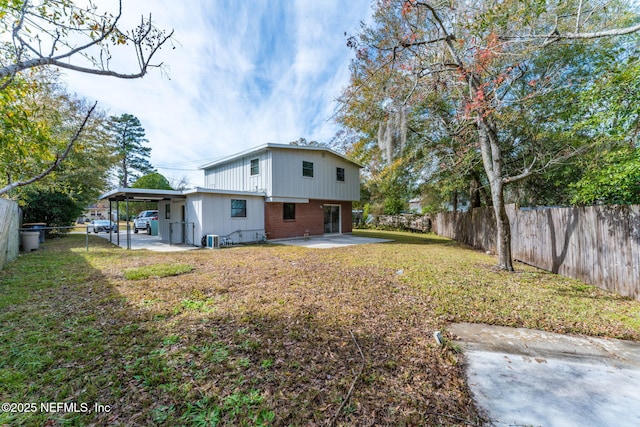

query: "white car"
(89, 220), (118, 233)
(133, 210), (158, 233)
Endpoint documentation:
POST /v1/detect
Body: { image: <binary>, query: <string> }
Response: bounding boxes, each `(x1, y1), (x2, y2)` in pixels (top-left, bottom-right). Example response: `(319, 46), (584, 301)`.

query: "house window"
(231, 199), (247, 217)
(336, 167), (345, 182)
(250, 158), (259, 175)
(302, 161), (314, 177)
(283, 203), (295, 220)
(165, 204), (171, 219)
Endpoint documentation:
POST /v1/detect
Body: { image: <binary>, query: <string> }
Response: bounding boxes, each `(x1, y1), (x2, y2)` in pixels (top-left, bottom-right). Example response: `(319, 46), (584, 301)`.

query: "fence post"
(85, 225), (89, 251)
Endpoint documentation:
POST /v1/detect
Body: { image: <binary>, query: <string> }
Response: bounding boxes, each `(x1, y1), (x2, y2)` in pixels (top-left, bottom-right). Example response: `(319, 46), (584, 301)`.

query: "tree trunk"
(469, 175), (482, 208)
(490, 179), (513, 271)
(121, 158), (128, 188)
(477, 118), (514, 271)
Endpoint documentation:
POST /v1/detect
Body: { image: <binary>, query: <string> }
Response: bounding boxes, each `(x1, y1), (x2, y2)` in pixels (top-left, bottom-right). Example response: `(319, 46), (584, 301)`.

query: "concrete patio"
(449, 322), (640, 427)
(272, 234), (393, 248)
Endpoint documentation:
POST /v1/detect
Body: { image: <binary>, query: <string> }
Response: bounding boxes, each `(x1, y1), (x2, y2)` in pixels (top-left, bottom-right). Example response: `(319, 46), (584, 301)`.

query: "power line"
(155, 166), (200, 171)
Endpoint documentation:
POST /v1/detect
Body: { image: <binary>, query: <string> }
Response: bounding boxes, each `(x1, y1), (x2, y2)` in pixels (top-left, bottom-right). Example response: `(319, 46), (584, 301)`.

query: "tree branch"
(0, 0), (174, 80)
(400, 35), (454, 48)
(0, 102), (97, 196)
(502, 163), (534, 185)
(575, 0), (584, 33)
(328, 331), (365, 427)
(500, 22), (640, 42)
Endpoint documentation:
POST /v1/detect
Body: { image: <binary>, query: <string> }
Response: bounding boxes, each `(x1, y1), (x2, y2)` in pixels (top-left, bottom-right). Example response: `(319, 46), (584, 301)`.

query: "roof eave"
(198, 143), (363, 170)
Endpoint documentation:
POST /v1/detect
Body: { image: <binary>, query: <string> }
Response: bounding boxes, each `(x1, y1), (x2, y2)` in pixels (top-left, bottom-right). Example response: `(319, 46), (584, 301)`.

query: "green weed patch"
(123, 263), (193, 280)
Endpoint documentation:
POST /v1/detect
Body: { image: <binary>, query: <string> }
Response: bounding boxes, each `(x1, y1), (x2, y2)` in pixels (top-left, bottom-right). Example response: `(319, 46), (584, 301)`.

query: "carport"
(99, 188), (185, 250)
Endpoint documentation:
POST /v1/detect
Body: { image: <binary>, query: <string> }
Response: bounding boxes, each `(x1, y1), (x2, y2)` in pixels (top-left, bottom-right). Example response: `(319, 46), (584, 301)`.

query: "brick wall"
(341, 202), (353, 234)
(265, 200), (352, 240)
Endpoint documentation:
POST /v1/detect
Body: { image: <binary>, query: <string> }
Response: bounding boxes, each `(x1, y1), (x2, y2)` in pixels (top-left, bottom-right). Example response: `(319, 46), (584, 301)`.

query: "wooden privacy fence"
(433, 204), (640, 301)
(0, 198), (20, 270)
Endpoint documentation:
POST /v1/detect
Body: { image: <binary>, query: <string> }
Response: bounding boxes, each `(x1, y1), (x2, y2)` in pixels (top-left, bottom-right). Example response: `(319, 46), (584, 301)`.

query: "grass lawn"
(1, 230), (639, 426)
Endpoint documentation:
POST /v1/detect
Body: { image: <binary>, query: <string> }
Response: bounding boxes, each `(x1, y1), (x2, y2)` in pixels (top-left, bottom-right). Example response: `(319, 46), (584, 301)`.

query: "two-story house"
(197, 143), (360, 239)
(128, 143), (362, 244)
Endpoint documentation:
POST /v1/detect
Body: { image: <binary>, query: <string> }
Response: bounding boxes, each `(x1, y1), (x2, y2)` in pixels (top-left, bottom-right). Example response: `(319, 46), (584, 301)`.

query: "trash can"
(149, 219), (159, 236)
(23, 222), (46, 243)
(20, 231), (40, 252)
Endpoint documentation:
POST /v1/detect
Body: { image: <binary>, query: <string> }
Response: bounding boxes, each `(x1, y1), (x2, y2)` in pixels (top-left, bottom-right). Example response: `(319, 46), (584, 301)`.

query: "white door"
(171, 203), (186, 244)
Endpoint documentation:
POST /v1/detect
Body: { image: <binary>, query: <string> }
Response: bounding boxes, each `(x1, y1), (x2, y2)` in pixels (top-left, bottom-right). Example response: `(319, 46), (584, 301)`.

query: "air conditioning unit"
(206, 234), (220, 249)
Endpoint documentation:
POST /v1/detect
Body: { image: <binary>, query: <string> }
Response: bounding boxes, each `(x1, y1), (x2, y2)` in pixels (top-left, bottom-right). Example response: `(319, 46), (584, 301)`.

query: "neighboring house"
(81, 201), (110, 221)
(408, 198), (423, 214)
(100, 143), (361, 244)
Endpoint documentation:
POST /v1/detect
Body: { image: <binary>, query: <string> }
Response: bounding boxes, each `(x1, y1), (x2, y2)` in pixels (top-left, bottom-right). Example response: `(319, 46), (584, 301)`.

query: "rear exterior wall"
(265, 200), (352, 240)
(185, 193), (265, 243)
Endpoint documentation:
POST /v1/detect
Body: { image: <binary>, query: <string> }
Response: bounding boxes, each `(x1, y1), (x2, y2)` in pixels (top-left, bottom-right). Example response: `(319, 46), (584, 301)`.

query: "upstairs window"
(250, 158), (259, 175)
(336, 167), (345, 182)
(231, 199), (247, 218)
(302, 161), (314, 178)
(283, 203), (295, 220)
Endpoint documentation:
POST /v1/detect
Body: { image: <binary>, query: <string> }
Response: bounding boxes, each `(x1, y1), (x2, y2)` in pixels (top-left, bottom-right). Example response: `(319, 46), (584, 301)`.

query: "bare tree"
(1, 0), (174, 81)
(0, 0), (173, 196)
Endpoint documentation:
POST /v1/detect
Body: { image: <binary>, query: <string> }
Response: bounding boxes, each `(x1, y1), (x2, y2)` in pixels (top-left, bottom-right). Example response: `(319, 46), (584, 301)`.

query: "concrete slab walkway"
(273, 234), (392, 249)
(449, 322), (640, 427)
(94, 232), (392, 251)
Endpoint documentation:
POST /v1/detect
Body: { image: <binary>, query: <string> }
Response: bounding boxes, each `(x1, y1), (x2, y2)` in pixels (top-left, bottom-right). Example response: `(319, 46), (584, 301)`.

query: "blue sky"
(63, 0), (372, 187)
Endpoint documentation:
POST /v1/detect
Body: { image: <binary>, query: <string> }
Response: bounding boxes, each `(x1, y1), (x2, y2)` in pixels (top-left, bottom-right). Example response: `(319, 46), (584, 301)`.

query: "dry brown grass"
(2, 230), (639, 426)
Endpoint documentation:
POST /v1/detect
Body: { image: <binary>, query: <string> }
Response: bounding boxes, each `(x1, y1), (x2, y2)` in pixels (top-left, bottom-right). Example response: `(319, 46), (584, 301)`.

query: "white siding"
(158, 200), (170, 241)
(271, 149), (359, 200)
(202, 146), (360, 202)
(204, 151), (271, 194)
(186, 195), (204, 242)
(187, 193), (264, 243)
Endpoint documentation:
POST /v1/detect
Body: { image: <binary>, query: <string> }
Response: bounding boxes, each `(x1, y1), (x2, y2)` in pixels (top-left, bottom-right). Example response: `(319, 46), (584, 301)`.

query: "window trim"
(302, 161), (314, 178)
(283, 203), (296, 220)
(250, 158), (259, 176)
(231, 199), (247, 218)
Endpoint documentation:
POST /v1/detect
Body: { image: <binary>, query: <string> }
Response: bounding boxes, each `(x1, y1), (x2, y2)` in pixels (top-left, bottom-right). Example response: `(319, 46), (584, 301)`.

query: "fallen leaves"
(2, 231), (639, 425)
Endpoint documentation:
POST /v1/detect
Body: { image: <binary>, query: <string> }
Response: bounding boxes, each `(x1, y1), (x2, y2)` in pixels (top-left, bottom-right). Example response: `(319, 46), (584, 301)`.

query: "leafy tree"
(0, 0), (172, 196)
(27, 74), (113, 206)
(132, 173), (173, 190)
(571, 147), (640, 205)
(124, 172), (173, 216)
(110, 113), (155, 187)
(21, 189), (83, 232)
(339, 0), (640, 270)
(0, 70), (108, 198)
(568, 53), (640, 205)
(51, 103), (114, 208)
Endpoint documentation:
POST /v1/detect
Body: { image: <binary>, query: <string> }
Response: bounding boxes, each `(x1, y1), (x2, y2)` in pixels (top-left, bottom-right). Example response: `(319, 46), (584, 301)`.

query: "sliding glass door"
(323, 205), (340, 234)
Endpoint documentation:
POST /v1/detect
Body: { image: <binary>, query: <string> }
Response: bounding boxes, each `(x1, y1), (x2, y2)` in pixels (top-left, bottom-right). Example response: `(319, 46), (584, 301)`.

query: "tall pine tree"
(110, 114), (155, 187)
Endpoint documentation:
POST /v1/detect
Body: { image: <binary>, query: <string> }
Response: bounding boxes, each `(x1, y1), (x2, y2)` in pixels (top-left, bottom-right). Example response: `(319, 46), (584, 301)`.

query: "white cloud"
(63, 0), (371, 188)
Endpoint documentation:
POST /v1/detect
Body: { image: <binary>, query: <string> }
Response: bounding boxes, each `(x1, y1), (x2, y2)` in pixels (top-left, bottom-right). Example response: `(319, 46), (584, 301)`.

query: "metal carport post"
(126, 196), (131, 250)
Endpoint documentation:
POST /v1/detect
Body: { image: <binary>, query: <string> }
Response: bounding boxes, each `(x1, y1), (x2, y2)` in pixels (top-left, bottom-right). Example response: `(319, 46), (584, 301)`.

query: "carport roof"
(99, 187), (266, 202)
(99, 188), (185, 202)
